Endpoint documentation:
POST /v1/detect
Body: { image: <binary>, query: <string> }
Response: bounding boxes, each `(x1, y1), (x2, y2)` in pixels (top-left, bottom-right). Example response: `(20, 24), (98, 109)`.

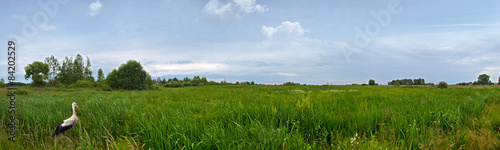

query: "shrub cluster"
(436, 81), (448, 89)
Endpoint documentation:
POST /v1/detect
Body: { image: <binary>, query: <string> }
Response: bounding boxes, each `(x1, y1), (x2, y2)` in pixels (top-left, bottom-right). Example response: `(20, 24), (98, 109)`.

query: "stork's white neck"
(72, 105), (78, 117)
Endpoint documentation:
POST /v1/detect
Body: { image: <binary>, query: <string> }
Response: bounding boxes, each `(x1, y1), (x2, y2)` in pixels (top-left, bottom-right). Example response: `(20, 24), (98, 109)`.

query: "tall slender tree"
(57, 56), (74, 85)
(97, 68), (105, 82)
(73, 54), (85, 81)
(44, 55), (60, 86)
(84, 56), (93, 81)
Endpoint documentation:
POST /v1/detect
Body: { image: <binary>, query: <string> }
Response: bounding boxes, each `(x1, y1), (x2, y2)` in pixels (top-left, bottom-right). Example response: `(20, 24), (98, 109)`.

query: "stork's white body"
(52, 102), (80, 138)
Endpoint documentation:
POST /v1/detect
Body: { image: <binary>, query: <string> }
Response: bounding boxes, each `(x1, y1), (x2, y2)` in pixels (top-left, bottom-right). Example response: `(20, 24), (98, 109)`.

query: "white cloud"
(260, 21), (312, 46)
(234, 0), (268, 14)
(479, 67), (500, 77)
(270, 72), (298, 77)
(260, 21), (306, 39)
(203, 0), (268, 20)
(39, 24), (57, 31)
(203, 0), (233, 20)
(87, 1), (102, 16)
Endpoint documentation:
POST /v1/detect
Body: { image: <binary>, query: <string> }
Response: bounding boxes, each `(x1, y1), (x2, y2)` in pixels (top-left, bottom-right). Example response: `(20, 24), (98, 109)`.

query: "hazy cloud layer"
(2, 1), (499, 85)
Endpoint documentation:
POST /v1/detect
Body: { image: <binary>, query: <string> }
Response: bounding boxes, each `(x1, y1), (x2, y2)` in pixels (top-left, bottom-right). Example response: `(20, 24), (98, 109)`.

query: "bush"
(183, 82), (192, 86)
(164, 81), (184, 88)
(102, 84), (112, 91)
(369, 79), (376, 85)
(436, 81), (448, 89)
(283, 81), (300, 86)
(394, 82), (400, 87)
(13, 88), (29, 95)
(106, 60), (153, 90)
(72, 80), (94, 87)
(427, 83), (435, 87)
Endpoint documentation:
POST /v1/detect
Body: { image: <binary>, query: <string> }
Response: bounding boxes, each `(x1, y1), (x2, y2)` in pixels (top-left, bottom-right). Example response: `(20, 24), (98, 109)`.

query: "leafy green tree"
(106, 60), (152, 90)
(156, 77), (161, 85)
(106, 69), (119, 89)
(97, 68), (105, 82)
(394, 82), (400, 87)
(368, 79), (376, 85)
(437, 81), (448, 89)
(73, 54), (85, 81)
(57, 54), (93, 85)
(84, 56), (93, 81)
(44, 55), (60, 86)
(477, 74), (490, 85)
(162, 78), (167, 84)
(183, 77), (191, 83)
(57, 56), (74, 85)
(25, 61), (49, 87)
(0, 78), (6, 87)
(201, 77), (208, 84)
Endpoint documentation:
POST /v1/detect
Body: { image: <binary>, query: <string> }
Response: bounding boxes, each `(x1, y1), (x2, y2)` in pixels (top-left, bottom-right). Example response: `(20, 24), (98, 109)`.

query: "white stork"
(52, 102), (80, 138)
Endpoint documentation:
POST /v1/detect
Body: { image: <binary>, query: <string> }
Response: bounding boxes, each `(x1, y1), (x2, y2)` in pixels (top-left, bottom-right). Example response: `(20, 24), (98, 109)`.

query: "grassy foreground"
(1, 85), (500, 149)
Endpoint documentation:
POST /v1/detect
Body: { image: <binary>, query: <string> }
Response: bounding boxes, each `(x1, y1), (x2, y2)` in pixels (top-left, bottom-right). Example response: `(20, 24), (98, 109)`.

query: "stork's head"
(72, 102), (80, 110)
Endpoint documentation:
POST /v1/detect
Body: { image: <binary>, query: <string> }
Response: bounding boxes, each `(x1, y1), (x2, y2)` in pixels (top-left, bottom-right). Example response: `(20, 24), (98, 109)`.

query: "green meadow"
(1, 85), (500, 149)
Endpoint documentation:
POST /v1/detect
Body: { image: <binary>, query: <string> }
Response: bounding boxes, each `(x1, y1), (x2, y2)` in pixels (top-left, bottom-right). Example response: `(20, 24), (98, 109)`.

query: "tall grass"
(1, 85), (500, 149)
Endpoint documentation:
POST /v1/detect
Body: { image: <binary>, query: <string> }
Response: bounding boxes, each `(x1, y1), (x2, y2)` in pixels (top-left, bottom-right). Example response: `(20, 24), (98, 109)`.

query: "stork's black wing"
(52, 121), (74, 138)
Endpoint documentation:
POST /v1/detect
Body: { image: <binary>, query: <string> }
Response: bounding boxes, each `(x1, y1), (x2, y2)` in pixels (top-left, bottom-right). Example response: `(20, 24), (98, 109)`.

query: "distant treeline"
(388, 78), (426, 85)
(158, 76), (256, 87)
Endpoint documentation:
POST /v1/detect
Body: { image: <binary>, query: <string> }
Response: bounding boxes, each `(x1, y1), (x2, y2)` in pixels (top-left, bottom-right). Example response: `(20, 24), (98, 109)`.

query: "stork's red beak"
(75, 105), (80, 110)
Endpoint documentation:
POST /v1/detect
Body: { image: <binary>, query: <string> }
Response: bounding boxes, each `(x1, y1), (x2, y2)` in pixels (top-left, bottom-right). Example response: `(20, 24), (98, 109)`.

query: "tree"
(156, 77), (161, 85)
(57, 54), (93, 85)
(25, 61), (49, 87)
(84, 56), (93, 81)
(44, 55), (60, 86)
(0, 78), (6, 87)
(97, 68), (105, 82)
(162, 78), (167, 84)
(57, 56), (74, 85)
(201, 77), (208, 85)
(183, 77), (191, 83)
(477, 74), (490, 85)
(436, 81), (448, 89)
(73, 54), (85, 81)
(106, 60), (153, 90)
(498, 76), (500, 85)
(368, 79), (376, 85)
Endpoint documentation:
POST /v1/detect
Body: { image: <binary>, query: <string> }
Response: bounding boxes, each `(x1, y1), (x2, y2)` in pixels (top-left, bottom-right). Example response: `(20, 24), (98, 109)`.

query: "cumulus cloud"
(87, 1), (102, 16)
(203, 0), (233, 20)
(260, 21), (305, 39)
(260, 21), (313, 46)
(203, 0), (268, 20)
(234, 0), (268, 14)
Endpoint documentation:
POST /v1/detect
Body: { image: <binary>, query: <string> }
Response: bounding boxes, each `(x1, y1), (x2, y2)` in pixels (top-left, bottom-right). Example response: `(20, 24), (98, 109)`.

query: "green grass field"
(1, 85), (500, 149)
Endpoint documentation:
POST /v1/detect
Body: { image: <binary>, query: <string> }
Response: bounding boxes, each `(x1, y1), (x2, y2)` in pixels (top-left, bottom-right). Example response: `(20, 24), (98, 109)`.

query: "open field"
(1, 85), (500, 149)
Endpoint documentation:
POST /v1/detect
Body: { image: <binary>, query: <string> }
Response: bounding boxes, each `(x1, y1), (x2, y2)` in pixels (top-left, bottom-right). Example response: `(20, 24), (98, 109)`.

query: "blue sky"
(1, 0), (500, 85)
